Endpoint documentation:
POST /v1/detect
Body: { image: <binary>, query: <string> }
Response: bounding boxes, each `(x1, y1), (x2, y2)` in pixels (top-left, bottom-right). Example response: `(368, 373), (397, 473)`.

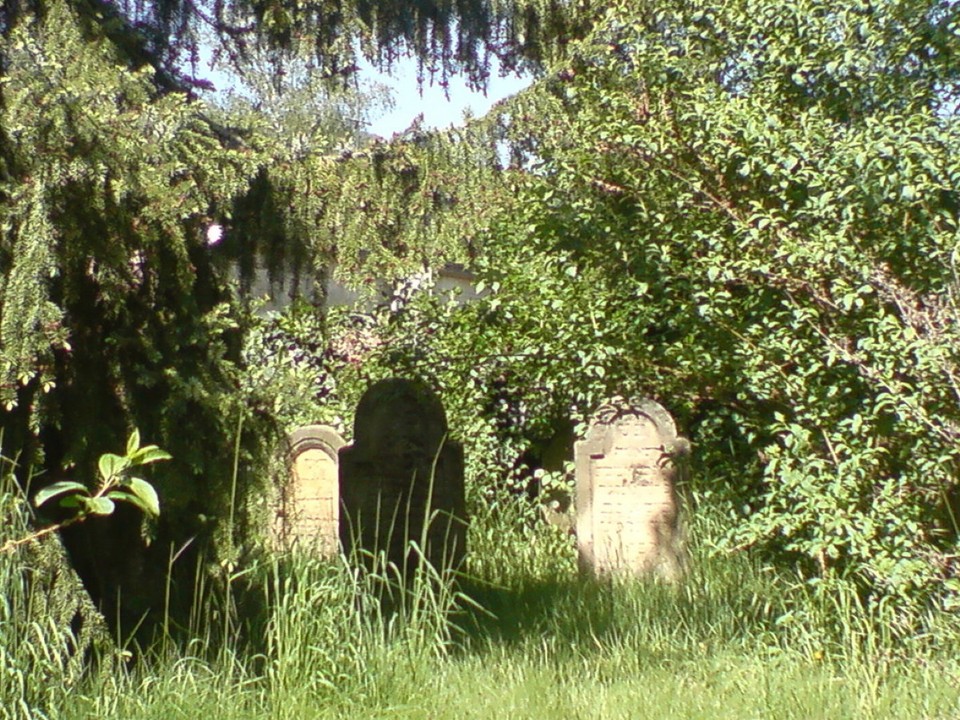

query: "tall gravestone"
(339, 379), (467, 575)
(272, 425), (345, 555)
(575, 399), (688, 580)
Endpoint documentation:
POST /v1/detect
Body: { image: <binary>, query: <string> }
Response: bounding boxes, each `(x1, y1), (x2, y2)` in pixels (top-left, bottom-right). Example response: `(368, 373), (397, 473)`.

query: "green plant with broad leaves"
(247, 0), (960, 614)
(0, 430), (170, 554)
(460, 0), (960, 611)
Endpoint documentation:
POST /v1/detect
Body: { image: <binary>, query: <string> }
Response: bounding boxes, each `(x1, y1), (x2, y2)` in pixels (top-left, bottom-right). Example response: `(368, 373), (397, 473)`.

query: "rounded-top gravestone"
(575, 398), (688, 580)
(339, 378), (467, 576)
(271, 424), (345, 555)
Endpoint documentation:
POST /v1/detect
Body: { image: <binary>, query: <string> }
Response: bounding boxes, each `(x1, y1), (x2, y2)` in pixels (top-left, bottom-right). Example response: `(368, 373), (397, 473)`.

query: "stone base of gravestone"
(271, 425), (345, 555)
(339, 378), (467, 576)
(575, 398), (689, 580)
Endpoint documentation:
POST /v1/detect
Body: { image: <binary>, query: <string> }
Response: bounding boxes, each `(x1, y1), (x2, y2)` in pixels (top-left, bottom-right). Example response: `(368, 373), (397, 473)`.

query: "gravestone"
(272, 425), (345, 555)
(575, 399), (688, 580)
(339, 379), (467, 575)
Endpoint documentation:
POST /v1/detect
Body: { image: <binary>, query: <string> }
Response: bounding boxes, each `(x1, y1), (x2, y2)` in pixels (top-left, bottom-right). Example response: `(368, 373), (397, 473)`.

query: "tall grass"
(2, 461), (959, 719)
(0, 454), (121, 720)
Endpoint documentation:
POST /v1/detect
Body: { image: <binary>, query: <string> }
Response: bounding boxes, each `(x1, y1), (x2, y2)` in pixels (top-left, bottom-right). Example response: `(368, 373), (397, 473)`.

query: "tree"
(0, 0), (600, 643)
(0, 0), (267, 642)
(455, 0), (960, 608)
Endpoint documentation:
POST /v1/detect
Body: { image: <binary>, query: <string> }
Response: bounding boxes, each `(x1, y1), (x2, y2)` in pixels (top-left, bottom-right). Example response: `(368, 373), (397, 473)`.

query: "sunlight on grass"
(3, 468), (960, 720)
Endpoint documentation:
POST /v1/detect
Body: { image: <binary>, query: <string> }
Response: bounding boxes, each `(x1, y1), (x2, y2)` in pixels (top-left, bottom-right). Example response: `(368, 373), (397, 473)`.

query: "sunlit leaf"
(33, 481), (88, 508)
(129, 446), (173, 466)
(127, 477), (161, 517)
(126, 428), (141, 456)
(99, 453), (129, 484)
(84, 496), (116, 516)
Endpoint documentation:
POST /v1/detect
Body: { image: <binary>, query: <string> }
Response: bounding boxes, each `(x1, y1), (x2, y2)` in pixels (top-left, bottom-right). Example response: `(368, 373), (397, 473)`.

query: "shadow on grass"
(456, 573), (618, 645)
(450, 553), (788, 661)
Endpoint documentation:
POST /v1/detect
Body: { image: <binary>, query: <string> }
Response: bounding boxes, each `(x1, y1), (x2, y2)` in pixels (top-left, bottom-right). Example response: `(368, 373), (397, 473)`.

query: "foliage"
(221, 116), (516, 315)
(0, 449), (120, 720)
(0, 0), (599, 643)
(235, 0), (960, 611)
(207, 41), (392, 297)
(0, 0), (280, 641)
(3, 489), (960, 719)
(34, 428), (169, 518)
(1, 430), (169, 554)
(450, 0), (960, 607)
(239, 301), (347, 432)
(4, 0), (959, 651)
(1, 0), (602, 96)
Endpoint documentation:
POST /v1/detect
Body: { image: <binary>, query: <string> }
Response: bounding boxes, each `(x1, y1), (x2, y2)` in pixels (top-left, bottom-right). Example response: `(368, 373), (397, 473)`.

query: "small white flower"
(205, 223), (224, 246)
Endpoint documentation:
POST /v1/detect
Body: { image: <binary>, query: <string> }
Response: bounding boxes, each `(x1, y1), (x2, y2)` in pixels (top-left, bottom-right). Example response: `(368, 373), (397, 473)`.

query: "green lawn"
(4, 501), (960, 720)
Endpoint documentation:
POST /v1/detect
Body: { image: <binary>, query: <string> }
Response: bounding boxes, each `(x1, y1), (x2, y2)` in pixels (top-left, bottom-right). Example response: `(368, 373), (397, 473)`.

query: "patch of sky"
(196, 40), (531, 137)
(364, 57), (531, 137)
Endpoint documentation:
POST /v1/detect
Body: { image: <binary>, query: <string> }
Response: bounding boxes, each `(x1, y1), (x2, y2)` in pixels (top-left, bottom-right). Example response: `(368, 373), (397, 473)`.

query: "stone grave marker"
(339, 378), (467, 575)
(575, 399), (688, 580)
(272, 425), (345, 555)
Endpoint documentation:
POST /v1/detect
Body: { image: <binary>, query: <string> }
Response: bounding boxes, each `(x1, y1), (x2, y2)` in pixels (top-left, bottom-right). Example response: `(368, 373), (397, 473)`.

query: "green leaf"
(106, 490), (129, 501)
(106, 486), (158, 517)
(34, 480), (88, 508)
(126, 477), (161, 517)
(126, 428), (141, 456)
(99, 453), (129, 484)
(84, 496), (116, 516)
(129, 446), (173, 466)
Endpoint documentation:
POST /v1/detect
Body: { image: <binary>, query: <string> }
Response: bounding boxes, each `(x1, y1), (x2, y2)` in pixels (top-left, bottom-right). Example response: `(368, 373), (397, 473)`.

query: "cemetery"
(3, 0), (960, 717)
(274, 385), (689, 586)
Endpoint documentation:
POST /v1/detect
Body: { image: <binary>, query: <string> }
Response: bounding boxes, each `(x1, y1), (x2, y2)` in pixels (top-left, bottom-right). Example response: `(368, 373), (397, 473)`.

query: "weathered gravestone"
(575, 399), (689, 580)
(271, 425), (345, 555)
(339, 379), (467, 575)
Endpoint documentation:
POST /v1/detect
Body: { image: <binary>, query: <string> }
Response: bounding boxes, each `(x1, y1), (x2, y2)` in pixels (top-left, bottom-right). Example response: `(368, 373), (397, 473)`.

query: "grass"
(2, 475), (960, 720)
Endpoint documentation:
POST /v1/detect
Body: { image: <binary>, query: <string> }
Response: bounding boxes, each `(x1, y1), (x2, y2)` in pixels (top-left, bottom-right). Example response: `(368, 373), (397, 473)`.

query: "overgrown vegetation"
(3, 0), (960, 714)
(3, 459), (959, 720)
(468, 0), (960, 608)
(225, 0), (960, 613)
(0, 0), (590, 643)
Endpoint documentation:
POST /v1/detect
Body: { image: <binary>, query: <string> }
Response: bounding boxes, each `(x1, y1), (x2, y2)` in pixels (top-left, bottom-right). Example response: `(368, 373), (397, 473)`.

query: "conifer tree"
(0, 0), (595, 642)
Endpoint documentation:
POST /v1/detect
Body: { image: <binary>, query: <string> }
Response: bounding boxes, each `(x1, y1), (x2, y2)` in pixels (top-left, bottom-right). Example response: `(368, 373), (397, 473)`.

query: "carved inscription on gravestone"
(339, 378), (467, 575)
(575, 399), (687, 580)
(272, 425), (345, 555)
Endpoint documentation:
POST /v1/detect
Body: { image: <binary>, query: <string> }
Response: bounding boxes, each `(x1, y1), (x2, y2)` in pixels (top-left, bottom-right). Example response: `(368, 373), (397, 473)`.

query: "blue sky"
(199, 42), (531, 137)
(364, 59), (532, 137)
